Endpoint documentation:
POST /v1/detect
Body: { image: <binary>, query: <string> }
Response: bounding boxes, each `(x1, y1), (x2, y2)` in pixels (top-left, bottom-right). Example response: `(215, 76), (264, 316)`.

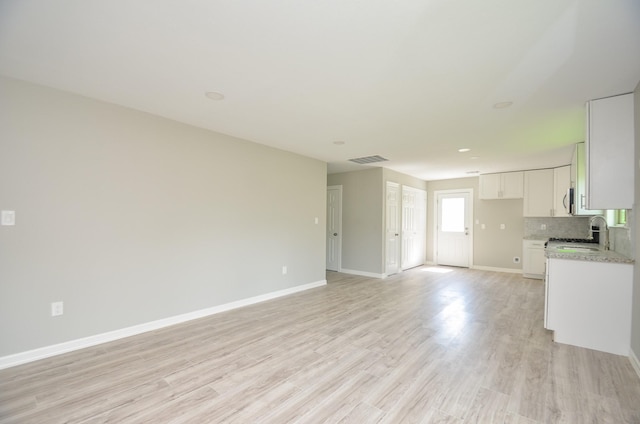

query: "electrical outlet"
(282, 266), (287, 275)
(51, 301), (64, 317)
(1, 210), (15, 226)
(541, 224), (547, 230)
(500, 224), (506, 230)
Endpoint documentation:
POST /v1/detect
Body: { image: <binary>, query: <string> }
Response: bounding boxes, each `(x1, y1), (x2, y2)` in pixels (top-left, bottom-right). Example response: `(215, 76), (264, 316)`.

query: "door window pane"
(441, 198), (464, 232)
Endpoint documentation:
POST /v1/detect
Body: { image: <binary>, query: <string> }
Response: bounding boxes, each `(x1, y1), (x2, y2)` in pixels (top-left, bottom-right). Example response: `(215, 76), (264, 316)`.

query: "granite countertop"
(545, 241), (634, 264)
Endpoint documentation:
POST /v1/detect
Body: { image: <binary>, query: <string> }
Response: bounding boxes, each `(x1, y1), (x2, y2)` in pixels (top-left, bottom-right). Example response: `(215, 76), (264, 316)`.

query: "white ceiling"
(1, 1), (639, 180)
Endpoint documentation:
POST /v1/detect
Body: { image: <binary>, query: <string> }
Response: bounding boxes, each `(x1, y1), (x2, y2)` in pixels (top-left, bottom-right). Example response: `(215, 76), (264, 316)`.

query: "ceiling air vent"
(348, 155), (389, 165)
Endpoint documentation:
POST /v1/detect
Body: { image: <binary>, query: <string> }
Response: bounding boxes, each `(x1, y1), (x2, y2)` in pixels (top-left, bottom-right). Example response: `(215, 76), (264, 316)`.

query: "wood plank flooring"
(1, 267), (639, 423)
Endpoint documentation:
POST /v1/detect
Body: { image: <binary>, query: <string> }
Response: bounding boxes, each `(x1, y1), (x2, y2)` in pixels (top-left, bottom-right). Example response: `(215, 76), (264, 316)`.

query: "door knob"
(333, 233), (338, 236)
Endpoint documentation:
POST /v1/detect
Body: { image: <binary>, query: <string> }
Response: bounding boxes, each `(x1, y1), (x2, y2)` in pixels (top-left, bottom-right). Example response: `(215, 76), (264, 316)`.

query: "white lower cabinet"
(522, 240), (546, 279)
(545, 258), (632, 355)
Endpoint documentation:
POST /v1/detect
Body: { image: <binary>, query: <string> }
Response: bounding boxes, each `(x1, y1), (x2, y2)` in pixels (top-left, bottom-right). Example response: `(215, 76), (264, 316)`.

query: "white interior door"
(326, 186), (342, 271)
(436, 190), (472, 267)
(385, 182), (400, 276)
(401, 187), (426, 270)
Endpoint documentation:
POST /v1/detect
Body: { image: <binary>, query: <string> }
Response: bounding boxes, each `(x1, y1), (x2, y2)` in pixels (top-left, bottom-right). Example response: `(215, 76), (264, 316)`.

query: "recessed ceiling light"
(333, 141), (346, 145)
(493, 101), (513, 109)
(205, 91), (225, 101)
(458, 148), (471, 153)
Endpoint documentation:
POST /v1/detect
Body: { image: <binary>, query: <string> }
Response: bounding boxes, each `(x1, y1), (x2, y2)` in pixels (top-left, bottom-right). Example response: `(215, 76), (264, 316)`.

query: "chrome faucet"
(588, 215), (609, 250)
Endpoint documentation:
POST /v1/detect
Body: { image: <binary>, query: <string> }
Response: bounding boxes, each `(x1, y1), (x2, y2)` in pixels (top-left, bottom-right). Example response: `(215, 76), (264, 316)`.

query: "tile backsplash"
(610, 226), (632, 258)
(524, 217), (633, 258)
(524, 217), (591, 239)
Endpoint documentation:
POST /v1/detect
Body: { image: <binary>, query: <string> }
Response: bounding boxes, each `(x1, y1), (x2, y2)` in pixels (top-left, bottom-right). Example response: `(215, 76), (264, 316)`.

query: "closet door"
(385, 182), (401, 276)
(401, 186), (426, 270)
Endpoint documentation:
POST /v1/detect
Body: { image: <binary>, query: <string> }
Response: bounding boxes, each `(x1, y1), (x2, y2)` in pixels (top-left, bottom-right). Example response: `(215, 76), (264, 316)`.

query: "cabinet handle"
(580, 194), (586, 208)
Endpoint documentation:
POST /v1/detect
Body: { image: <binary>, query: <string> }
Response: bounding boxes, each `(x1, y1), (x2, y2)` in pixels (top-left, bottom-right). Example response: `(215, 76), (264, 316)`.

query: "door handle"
(333, 233), (338, 236)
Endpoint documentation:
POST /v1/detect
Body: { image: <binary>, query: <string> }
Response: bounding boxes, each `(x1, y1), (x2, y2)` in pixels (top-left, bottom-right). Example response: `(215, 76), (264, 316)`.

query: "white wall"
(0, 77), (327, 357)
(327, 168), (384, 274)
(426, 177), (524, 270)
(327, 168), (427, 276)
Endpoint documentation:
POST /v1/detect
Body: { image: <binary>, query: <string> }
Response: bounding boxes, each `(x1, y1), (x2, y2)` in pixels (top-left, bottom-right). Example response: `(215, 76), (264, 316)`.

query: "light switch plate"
(1, 210), (15, 226)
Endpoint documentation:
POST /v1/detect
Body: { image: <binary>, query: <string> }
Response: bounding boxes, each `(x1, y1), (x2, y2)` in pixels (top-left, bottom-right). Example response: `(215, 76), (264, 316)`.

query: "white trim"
(340, 268), (386, 279)
(0, 279), (327, 370)
(630, 349), (640, 380)
(471, 265), (523, 274)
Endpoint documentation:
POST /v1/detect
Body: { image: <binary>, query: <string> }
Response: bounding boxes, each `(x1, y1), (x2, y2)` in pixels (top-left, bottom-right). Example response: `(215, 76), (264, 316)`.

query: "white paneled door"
(326, 185), (342, 271)
(401, 186), (426, 270)
(436, 190), (472, 267)
(385, 182), (401, 276)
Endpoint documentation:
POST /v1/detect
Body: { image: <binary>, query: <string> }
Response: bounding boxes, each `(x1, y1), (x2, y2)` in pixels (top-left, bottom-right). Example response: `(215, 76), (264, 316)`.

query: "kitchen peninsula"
(545, 241), (633, 356)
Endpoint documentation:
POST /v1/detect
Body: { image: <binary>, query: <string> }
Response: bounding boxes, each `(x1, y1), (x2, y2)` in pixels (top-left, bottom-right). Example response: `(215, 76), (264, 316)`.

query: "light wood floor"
(1, 267), (640, 423)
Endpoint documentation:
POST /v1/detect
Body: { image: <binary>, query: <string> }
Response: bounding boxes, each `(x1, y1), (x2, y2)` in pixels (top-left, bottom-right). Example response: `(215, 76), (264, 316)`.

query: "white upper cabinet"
(571, 142), (602, 216)
(553, 165), (571, 217)
(524, 167), (572, 217)
(523, 169), (554, 217)
(586, 93), (634, 210)
(479, 171), (524, 199)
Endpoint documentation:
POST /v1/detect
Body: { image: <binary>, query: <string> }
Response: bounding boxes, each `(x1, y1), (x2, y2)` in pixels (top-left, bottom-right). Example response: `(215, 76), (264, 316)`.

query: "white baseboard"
(471, 265), (523, 274)
(339, 268), (386, 279)
(0, 279), (327, 370)
(424, 262), (522, 275)
(630, 349), (640, 380)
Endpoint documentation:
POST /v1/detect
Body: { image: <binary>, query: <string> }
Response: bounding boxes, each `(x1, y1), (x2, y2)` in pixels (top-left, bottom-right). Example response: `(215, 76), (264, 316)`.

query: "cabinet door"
(479, 172), (523, 199)
(571, 142), (602, 215)
(586, 93), (634, 209)
(523, 169), (554, 217)
(546, 258), (632, 355)
(553, 166), (571, 217)
(479, 174), (501, 199)
(523, 240), (545, 278)
(501, 171), (524, 199)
